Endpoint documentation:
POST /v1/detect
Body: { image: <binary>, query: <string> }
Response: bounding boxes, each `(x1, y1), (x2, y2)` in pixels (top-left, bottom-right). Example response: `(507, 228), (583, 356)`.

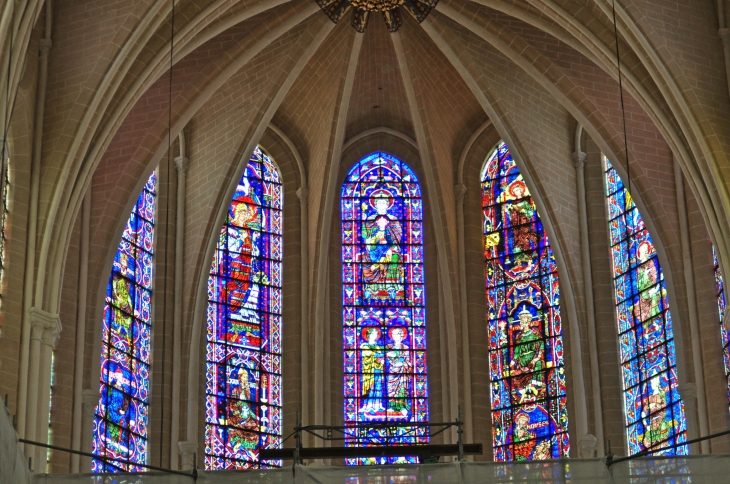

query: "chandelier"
(316, 0), (438, 33)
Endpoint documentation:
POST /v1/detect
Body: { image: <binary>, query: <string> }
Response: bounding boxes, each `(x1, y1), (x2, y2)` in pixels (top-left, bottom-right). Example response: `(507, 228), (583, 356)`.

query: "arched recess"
(602, 156), (688, 455)
(480, 141), (571, 461)
(340, 151), (430, 464)
(92, 171), (157, 472)
(204, 146), (283, 470)
(337, 133), (453, 439)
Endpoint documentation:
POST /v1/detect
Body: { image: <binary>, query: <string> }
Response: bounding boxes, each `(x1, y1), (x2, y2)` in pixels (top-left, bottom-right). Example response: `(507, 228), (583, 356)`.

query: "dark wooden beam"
(259, 443), (483, 460)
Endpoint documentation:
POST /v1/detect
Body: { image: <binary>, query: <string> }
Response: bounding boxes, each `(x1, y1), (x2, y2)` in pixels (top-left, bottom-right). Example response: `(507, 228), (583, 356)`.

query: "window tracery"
(603, 156), (687, 455)
(205, 147), (283, 470)
(481, 142), (570, 461)
(341, 152), (429, 465)
(92, 171), (157, 472)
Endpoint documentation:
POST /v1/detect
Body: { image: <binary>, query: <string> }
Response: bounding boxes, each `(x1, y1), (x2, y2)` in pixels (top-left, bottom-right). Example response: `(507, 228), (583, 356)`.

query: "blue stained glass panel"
(603, 157), (687, 456)
(481, 142), (570, 462)
(204, 147), (282, 470)
(92, 171), (157, 472)
(341, 152), (429, 465)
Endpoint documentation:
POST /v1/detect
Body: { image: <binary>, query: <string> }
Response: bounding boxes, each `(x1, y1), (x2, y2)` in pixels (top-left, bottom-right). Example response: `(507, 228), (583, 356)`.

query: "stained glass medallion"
(205, 146), (283, 470)
(603, 156), (687, 456)
(712, 246), (730, 408)
(92, 171), (157, 472)
(481, 142), (570, 462)
(341, 152), (429, 465)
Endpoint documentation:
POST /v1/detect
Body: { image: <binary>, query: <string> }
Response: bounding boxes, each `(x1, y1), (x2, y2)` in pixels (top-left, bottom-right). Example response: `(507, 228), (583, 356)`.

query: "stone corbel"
(578, 433), (598, 458)
(178, 441), (198, 471)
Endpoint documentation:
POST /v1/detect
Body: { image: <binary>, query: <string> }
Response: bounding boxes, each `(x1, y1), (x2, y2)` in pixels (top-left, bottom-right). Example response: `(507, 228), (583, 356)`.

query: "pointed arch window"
(481, 141), (570, 461)
(712, 246), (730, 407)
(341, 152), (429, 465)
(603, 156), (687, 455)
(92, 171), (157, 472)
(205, 147), (283, 470)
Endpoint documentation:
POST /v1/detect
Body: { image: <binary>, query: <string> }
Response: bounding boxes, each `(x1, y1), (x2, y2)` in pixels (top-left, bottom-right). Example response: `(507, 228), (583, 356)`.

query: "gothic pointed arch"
(341, 152), (429, 464)
(204, 146), (283, 470)
(481, 141), (570, 461)
(92, 171), (157, 472)
(603, 156), (687, 455)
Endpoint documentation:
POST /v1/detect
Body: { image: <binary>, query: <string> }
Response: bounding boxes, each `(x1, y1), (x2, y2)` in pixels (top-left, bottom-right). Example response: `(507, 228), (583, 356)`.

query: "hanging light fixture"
(315, 0), (438, 33)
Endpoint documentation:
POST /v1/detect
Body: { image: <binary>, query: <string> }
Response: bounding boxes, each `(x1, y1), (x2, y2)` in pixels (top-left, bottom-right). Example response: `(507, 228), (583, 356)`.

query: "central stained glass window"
(603, 156), (687, 455)
(482, 142), (570, 461)
(205, 147), (283, 470)
(341, 152), (429, 465)
(92, 171), (156, 472)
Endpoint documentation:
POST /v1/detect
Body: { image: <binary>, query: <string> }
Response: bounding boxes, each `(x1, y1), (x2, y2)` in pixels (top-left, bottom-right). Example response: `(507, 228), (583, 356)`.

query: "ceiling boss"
(315, 0), (438, 32)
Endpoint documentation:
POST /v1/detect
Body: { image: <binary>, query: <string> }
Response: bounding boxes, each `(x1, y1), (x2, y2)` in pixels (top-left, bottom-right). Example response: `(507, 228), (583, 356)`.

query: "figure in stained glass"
(386, 327), (412, 416)
(482, 142), (570, 462)
(205, 146), (282, 470)
(92, 171), (156, 472)
(603, 156), (687, 456)
(341, 152), (429, 465)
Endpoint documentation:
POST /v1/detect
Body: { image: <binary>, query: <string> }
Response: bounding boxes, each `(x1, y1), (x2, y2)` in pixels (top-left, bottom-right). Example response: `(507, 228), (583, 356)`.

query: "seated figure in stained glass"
(362, 190), (404, 304)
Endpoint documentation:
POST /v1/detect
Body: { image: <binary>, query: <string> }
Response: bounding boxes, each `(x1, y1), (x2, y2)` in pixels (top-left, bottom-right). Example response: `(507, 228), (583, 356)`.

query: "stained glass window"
(0, 156), (9, 307)
(341, 152), (429, 465)
(481, 142), (570, 462)
(603, 156), (687, 455)
(712, 246), (730, 407)
(205, 147), (283, 470)
(92, 171), (157, 472)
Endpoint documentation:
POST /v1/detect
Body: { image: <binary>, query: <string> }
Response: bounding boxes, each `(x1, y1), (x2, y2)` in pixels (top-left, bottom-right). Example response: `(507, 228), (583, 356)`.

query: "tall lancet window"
(341, 152), (429, 465)
(92, 171), (157, 472)
(603, 157), (687, 455)
(481, 142), (570, 461)
(205, 147), (283, 470)
(712, 246), (729, 407)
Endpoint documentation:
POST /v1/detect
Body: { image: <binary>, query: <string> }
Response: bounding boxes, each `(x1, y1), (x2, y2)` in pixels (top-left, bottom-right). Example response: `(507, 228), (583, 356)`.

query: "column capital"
(296, 186), (308, 203)
(178, 441), (198, 470)
(572, 151), (586, 170)
(30, 308), (61, 346)
(577, 433), (598, 458)
(454, 184), (467, 202)
(174, 155), (190, 174)
(720, 28), (730, 48)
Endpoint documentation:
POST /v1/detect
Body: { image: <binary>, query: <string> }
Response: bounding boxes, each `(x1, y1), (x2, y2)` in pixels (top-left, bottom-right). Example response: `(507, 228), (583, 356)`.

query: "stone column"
(675, 160), (710, 452)
(178, 441), (198, 471)
(454, 183), (473, 445)
(296, 186), (310, 446)
(170, 153), (189, 470)
(30, 308), (61, 470)
(24, 308), (58, 464)
(81, 389), (98, 472)
(573, 149), (603, 457)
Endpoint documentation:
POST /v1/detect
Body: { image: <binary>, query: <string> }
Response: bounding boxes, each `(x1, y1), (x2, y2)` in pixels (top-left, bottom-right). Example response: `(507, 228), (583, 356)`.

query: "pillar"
(81, 389), (98, 472)
(573, 149), (603, 457)
(28, 308), (61, 471)
(170, 152), (188, 470)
